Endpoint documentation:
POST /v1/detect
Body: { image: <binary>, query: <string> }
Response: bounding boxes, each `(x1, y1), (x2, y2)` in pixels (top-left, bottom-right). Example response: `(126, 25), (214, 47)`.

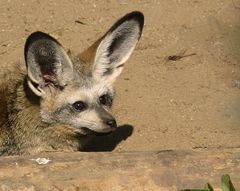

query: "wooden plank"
(0, 149), (239, 191)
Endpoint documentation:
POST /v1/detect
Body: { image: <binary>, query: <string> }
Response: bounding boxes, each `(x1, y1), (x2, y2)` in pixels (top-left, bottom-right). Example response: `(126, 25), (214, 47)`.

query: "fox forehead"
(58, 79), (114, 104)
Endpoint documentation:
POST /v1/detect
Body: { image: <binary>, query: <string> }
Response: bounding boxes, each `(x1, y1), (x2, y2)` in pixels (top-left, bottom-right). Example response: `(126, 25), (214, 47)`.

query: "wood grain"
(0, 149), (239, 191)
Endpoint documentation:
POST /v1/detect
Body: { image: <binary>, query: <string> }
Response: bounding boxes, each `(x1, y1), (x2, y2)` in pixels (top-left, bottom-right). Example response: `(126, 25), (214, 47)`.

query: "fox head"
(24, 11), (144, 135)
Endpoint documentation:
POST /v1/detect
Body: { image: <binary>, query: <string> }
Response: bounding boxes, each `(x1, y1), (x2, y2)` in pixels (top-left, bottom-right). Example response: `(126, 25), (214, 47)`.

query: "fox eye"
(72, 101), (86, 111)
(99, 94), (112, 106)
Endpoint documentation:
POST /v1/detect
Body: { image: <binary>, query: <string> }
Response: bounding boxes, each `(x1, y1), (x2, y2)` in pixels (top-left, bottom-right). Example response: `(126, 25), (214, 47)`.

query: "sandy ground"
(0, 0), (240, 152)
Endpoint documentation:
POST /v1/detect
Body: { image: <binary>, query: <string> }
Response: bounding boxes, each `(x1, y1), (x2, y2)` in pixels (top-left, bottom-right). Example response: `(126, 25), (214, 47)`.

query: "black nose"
(106, 119), (117, 128)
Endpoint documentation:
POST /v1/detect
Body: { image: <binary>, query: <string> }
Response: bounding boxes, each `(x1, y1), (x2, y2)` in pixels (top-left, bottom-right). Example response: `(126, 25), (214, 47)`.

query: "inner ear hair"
(90, 11), (144, 83)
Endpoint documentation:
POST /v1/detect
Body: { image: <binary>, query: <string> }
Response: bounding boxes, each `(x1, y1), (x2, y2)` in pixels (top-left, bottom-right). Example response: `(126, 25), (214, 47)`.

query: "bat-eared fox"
(0, 11), (144, 156)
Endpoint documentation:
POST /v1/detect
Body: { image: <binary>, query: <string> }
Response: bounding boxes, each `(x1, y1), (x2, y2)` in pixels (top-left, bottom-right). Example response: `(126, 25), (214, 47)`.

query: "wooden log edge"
(0, 149), (239, 191)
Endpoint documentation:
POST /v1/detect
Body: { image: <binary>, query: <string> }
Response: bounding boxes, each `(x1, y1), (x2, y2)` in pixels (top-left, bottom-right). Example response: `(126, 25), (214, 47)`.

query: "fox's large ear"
(81, 11), (144, 84)
(25, 32), (74, 96)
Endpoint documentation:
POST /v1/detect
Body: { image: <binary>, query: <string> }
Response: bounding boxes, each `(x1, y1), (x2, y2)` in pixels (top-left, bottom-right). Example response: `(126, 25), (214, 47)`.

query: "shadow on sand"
(83, 124), (134, 152)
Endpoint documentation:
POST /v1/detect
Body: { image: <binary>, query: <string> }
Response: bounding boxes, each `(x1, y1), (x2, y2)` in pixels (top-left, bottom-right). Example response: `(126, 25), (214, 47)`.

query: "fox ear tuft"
(25, 31), (74, 96)
(90, 11), (144, 84)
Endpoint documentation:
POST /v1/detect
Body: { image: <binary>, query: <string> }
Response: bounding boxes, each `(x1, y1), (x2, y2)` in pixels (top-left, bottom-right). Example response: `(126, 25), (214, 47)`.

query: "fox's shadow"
(83, 124), (133, 152)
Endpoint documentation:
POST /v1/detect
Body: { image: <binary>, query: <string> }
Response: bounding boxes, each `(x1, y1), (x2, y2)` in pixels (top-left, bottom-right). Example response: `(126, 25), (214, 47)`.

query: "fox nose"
(106, 119), (117, 129)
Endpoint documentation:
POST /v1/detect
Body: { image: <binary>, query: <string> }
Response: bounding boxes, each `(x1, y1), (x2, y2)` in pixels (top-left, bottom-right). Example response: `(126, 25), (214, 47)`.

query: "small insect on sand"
(167, 49), (196, 61)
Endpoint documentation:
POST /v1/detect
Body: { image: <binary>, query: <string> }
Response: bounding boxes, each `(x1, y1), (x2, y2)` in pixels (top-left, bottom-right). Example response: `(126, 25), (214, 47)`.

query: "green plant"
(180, 174), (237, 191)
